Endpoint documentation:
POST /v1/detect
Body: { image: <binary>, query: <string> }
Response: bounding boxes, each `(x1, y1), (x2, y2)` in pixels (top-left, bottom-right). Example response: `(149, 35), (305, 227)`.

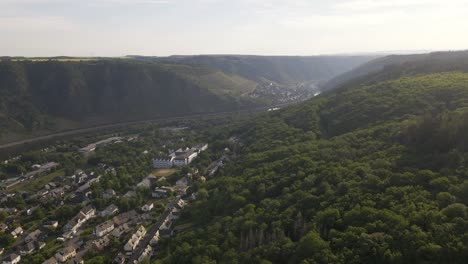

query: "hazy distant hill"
(324, 50), (468, 90)
(0, 60), (260, 140)
(0, 55), (378, 142)
(133, 55), (378, 86)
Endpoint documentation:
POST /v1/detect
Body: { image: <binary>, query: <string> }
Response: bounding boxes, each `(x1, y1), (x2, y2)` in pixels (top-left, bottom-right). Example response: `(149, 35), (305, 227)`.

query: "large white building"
(153, 143), (207, 169)
(173, 150), (198, 167)
(153, 157), (174, 169)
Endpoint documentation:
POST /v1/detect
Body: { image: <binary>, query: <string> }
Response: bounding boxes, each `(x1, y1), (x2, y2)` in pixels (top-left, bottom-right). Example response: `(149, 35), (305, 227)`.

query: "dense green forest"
(155, 72), (468, 263)
(324, 50), (468, 91)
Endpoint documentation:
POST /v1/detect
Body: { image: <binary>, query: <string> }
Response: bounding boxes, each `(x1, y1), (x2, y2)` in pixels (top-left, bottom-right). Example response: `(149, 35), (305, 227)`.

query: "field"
(152, 168), (178, 177)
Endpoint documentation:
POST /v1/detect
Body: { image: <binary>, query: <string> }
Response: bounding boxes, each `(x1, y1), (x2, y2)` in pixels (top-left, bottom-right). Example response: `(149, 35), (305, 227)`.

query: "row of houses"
(124, 226), (147, 253)
(153, 143), (208, 168)
(63, 205), (96, 233)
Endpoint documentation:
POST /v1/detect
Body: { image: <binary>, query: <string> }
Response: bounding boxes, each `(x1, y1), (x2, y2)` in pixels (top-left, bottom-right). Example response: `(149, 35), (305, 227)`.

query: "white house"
(10, 227), (23, 238)
(100, 204), (119, 217)
(149, 230), (160, 246)
(54, 246), (76, 263)
(43, 221), (59, 229)
(94, 220), (115, 237)
(124, 226), (146, 252)
(63, 205), (96, 232)
(141, 202), (154, 212)
(2, 254), (20, 264)
(192, 143), (208, 153)
(152, 187), (170, 198)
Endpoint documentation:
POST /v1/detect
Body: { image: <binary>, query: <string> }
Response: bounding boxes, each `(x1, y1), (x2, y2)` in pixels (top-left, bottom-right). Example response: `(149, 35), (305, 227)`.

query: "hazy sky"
(1, 0), (468, 56)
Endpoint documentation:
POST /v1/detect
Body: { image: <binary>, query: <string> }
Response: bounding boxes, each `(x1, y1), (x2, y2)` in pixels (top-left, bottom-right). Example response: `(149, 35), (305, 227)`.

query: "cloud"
(88, 0), (173, 6)
(0, 16), (73, 31)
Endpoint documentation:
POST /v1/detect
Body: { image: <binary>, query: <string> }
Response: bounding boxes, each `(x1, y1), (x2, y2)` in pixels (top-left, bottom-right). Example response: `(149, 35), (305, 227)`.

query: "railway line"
(0, 102), (296, 151)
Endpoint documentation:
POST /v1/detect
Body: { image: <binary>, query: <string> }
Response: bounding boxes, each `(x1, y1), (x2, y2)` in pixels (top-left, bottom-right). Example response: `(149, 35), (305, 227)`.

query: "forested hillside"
(156, 71), (468, 263)
(324, 50), (468, 91)
(0, 60), (260, 140)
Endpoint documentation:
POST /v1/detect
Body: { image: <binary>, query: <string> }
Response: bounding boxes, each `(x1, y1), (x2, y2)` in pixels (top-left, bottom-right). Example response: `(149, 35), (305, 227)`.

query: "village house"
(137, 245), (153, 263)
(91, 236), (110, 251)
(54, 246), (76, 263)
(2, 254), (20, 264)
(124, 226), (146, 252)
(159, 228), (174, 238)
(94, 220), (115, 237)
(100, 204), (119, 217)
(62, 230), (74, 240)
(24, 229), (42, 243)
(112, 210), (138, 226)
(192, 143), (209, 153)
(113, 253), (126, 264)
(149, 230), (160, 246)
(19, 242), (35, 256)
(102, 189), (116, 199)
(63, 205), (96, 232)
(176, 177), (189, 187)
(111, 223), (130, 238)
(19, 241), (45, 256)
(104, 166), (116, 175)
(43, 221), (59, 229)
(50, 187), (65, 198)
(26, 207), (37, 216)
(42, 257), (58, 264)
(137, 174), (158, 188)
(10, 226), (23, 238)
(123, 190), (137, 198)
(152, 186), (174, 198)
(141, 202), (154, 212)
(170, 207), (182, 220)
(175, 198), (186, 209)
(0, 223), (7, 232)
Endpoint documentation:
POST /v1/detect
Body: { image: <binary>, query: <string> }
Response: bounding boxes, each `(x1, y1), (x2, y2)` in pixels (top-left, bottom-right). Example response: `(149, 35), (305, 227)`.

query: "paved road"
(0, 103), (295, 150)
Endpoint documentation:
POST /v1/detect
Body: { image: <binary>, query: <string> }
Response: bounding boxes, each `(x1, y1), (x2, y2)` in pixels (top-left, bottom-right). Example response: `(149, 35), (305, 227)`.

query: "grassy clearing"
(152, 168), (178, 177)
(174, 223), (194, 232)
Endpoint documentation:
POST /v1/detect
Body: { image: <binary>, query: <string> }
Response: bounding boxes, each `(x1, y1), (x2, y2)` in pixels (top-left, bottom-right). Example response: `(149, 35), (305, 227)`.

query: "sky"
(1, 0), (468, 56)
